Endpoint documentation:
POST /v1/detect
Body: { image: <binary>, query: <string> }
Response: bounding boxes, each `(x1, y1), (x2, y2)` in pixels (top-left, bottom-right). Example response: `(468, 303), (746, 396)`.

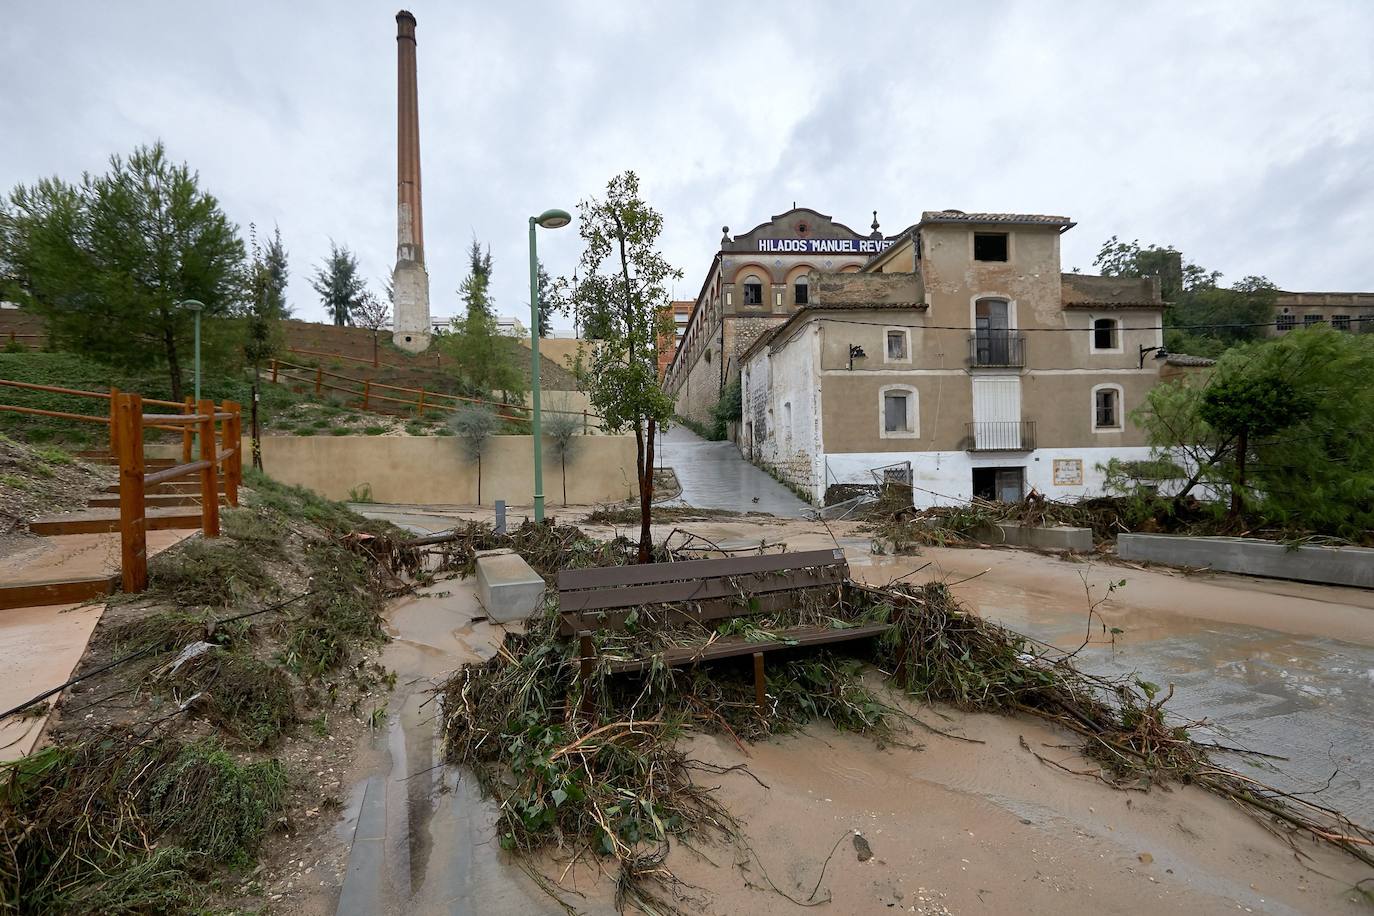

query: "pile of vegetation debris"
(438, 550), (1374, 913)
(0, 434), (110, 540)
(0, 470), (419, 914)
(857, 479), (1369, 555)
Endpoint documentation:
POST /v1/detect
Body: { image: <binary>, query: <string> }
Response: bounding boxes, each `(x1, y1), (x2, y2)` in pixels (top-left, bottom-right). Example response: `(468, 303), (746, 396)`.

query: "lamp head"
(535, 209), (572, 230)
(177, 298), (206, 312)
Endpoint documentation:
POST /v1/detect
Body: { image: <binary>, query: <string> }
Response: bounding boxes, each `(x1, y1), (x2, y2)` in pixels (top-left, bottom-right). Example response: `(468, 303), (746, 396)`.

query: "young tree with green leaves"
(310, 241), (365, 326)
(0, 141), (246, 401)
(566, 171), (680, 562)
(1134, 328), (1374, 535)
(245, 224), (290, 469)
(440, 237), (522, 399)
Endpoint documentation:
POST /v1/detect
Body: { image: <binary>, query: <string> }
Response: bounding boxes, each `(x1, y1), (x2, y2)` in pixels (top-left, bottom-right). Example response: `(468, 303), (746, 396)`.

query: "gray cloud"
(3, 0), (1371, 328)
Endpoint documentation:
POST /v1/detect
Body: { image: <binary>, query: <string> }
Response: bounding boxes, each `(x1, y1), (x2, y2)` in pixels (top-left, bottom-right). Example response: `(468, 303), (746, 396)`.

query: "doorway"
(972, 466), (1024, 503)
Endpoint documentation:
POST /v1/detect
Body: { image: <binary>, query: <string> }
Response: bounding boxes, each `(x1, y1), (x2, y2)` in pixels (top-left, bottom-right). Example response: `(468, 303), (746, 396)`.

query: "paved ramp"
(657, 426), (811, 517)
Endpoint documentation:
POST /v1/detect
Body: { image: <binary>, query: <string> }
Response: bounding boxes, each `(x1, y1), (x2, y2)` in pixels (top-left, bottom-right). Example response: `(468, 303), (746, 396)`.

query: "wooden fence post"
(181, 397), (194, 464)
(417, 387), (425, 417)
(315, 365), (323, 397)
(116, 393), (147, 593)
(582, 410), (588, 434)
(220, 399), (239, 507)
(270, 358), (279, 384)
(197, 399), (220, 538)
(108, 386), (120, 455)
(362, 379), (370, 411)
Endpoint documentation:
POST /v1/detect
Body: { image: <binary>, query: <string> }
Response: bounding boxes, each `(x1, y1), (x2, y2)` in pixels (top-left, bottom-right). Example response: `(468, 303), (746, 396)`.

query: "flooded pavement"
(331, 570), (564, 916)
(657, 424), (811, 517)
(334, 508), (1374, 913)
(851, 546), (1374, 826)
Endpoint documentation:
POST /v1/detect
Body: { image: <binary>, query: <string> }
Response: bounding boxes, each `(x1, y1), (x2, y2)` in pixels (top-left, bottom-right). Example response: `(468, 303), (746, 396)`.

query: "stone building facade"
(739, 210), (1190, 507)
(1270, 291), (1374, 335)
(663, 208), (897, 425)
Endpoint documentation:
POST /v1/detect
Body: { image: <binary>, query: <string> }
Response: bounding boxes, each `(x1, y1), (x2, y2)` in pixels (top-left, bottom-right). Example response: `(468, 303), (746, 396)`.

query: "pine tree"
(458, 237), (494, 319)
(0, 141), (245, 401)
(310, 241), (364, 326)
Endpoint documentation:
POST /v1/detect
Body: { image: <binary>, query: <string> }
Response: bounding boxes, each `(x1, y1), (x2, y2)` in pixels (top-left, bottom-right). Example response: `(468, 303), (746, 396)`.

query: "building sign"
(1053, 458), (1084, 486)
(756, 238), (894, 254)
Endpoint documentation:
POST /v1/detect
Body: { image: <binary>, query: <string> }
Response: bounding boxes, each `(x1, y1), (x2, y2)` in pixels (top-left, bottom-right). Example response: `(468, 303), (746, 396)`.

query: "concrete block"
(973, 522), (1093, 552)
(1118, 534), (1374, 588)
(475, 549), (546, 623)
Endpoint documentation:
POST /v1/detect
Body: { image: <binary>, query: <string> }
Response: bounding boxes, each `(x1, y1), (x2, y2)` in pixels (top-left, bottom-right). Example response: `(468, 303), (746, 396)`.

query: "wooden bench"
(557, 548), (891, 710)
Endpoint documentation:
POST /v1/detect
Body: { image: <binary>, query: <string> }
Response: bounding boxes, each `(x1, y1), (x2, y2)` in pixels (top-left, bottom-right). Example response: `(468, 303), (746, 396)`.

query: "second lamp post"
(527, 209), (571, 522)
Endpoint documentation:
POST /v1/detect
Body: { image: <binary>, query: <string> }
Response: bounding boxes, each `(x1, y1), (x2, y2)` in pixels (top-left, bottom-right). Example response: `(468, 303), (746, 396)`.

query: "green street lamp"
(177, 299), (207, 449)
(528, 209), (571, 522)
(177, 299), (206, 405)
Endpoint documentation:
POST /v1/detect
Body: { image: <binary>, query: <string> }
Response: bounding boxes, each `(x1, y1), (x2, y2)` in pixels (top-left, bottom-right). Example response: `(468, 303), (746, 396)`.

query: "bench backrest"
(556, 548), (848, 635)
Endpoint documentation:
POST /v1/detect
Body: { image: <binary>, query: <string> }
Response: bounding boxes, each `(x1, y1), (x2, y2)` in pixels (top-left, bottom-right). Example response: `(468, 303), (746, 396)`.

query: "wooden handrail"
(110, 394), (242, 593)
(144, 459), (212, 487)
(0, 376), (185, 409)
(0, 404), (110, 424)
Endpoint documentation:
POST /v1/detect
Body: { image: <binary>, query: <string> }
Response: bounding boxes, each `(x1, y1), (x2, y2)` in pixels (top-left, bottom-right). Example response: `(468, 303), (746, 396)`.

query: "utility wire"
(0, 590), (313, 722)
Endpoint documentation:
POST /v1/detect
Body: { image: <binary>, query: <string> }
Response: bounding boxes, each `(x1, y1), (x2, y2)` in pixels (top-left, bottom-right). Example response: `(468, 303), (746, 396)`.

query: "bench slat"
(556, 548), (845, 593)
(557, 565), (845, 614)
(603, 622), (891, 673)
(558, 589), (830, 636)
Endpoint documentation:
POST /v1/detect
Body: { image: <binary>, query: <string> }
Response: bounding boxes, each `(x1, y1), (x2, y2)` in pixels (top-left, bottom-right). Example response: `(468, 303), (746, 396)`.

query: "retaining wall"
(150, 435), (639, 506)
(1117, 534), (1374, 588)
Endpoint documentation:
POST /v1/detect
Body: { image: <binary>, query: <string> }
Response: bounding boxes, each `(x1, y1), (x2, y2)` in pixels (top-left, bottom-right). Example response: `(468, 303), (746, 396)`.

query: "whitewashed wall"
(822, 445), (1163, 508)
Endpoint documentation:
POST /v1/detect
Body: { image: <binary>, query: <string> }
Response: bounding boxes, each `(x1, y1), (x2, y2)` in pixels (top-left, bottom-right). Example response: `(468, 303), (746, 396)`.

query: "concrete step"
(29, 506), (204, 536)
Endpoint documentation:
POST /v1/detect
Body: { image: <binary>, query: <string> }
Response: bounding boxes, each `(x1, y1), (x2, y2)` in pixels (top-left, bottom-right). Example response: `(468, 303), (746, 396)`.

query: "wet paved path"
(657, 425), (810, 517)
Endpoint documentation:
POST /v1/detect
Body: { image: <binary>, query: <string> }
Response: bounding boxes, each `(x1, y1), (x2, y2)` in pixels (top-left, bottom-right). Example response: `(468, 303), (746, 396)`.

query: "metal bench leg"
(753, 652), (766, 712)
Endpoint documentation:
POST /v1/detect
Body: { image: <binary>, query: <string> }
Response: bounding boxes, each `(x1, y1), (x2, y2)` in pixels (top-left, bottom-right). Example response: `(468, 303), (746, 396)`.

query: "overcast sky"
(3, 1), (1371, 328)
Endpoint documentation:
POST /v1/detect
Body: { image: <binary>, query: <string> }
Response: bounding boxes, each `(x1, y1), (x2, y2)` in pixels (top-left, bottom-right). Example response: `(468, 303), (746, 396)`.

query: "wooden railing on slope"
(0, 378), (241, 592)
(268, 357), (603, 431)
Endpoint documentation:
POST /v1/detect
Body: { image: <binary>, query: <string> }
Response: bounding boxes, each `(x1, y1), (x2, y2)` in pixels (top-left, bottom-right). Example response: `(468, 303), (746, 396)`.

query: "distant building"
(663, 207), (895, 424)
(658, 300), (692, 376)
(1270, 291), (1374, 335)
(736, 210), (1203, 507)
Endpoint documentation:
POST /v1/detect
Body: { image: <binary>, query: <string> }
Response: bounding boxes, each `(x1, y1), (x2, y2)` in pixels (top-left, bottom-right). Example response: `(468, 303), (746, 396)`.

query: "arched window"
(742, 275), (763, 306)
(794, 275), (809, 305)
(1092, 317), (1120, 352)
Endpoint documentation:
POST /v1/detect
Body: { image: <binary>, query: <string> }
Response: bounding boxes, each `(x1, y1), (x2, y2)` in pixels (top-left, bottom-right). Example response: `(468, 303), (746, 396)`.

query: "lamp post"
(177, 299), (206, 448)
(528, 209), (571, 522)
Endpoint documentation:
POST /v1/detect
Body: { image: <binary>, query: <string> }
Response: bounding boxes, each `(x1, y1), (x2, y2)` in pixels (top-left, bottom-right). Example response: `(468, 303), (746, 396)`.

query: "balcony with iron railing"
(968, 332), (1026, 368)
(965, 420), (1036, 451)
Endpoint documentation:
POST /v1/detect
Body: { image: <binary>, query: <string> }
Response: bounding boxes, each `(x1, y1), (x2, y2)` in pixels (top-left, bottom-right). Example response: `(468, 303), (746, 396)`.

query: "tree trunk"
(1228, 426), (1248, 520)
(637, 417), (656, 563)
(561, 454), (567, 505)
(165, 323), (183, 403)
(476, 454), (482, 506)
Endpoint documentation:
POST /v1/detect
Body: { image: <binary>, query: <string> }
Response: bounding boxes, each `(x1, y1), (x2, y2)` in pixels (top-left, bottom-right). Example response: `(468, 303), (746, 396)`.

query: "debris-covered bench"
(556, 549), (891, 709)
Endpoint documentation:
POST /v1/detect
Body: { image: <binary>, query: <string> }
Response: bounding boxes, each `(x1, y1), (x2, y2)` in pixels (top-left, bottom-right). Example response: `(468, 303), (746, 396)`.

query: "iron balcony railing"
(965, 420), (1036, 451)
(968, 332), (1026, 368)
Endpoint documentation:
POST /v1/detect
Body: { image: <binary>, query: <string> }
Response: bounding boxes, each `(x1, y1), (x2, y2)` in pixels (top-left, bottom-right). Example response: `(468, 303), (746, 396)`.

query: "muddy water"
(855, 549), (1374, 826)
(331, 573), (563, 915)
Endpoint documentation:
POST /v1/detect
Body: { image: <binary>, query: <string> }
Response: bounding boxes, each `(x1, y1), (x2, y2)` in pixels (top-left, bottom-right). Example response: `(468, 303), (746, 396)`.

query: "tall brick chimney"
(391, 9), (431, 352)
